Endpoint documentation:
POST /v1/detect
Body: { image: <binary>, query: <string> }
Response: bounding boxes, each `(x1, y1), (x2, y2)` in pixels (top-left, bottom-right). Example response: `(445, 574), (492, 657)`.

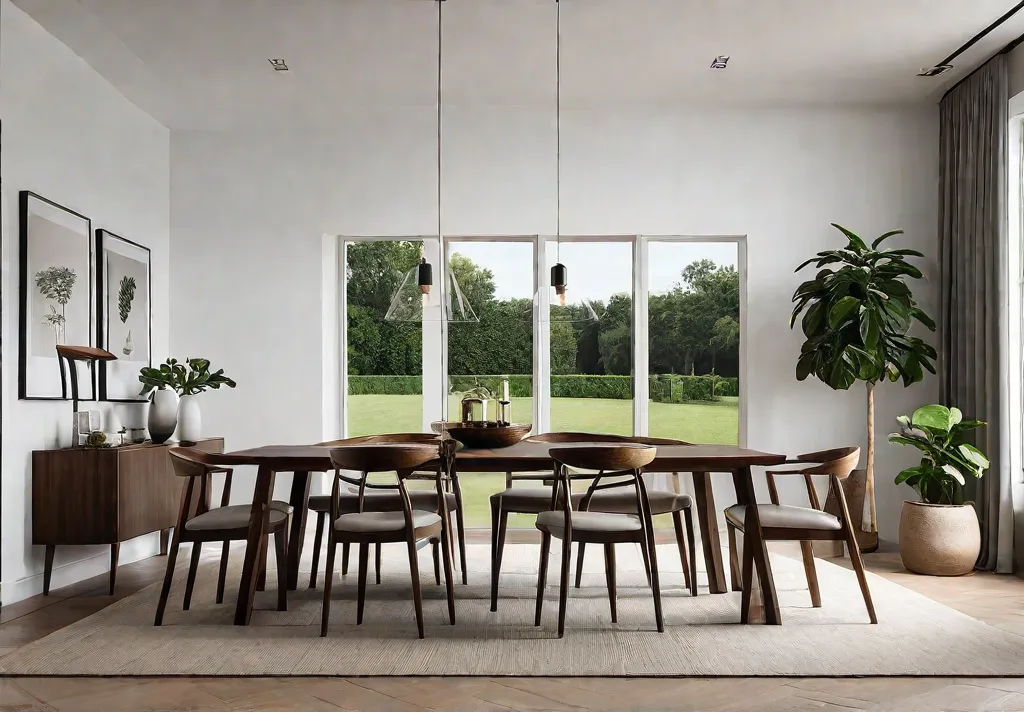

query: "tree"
(449, 252), (496, 309)
(550, 322), (578, 375)
(790, 224), (936, 549)
(709, 315), (739, 373)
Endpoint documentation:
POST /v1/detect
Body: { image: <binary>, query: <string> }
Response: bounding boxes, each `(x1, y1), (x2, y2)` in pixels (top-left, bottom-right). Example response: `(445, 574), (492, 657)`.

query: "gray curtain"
(938, 54), (1013, 573)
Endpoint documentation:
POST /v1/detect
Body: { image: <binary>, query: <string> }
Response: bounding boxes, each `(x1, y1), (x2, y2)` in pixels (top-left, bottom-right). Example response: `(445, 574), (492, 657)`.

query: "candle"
(502, 378), (509, 402)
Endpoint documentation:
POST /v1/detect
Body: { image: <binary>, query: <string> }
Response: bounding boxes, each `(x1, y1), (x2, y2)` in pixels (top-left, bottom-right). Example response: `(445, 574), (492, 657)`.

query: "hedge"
(349, 374), (737, 402)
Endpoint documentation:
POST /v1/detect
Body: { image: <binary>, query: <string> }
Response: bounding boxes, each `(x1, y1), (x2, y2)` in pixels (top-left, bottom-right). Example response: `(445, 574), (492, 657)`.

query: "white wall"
(1, 0), (170, 603)
(171, 104), (939, 539)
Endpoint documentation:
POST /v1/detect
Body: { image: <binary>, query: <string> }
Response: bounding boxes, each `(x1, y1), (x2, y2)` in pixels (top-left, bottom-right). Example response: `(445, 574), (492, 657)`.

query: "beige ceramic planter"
(898, 500), (980, 576)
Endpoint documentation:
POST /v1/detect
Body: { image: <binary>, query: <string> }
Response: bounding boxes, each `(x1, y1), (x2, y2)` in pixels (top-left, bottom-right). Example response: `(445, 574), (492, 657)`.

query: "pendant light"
(386, 0), (478, 323)
(526, 0), (597, 324)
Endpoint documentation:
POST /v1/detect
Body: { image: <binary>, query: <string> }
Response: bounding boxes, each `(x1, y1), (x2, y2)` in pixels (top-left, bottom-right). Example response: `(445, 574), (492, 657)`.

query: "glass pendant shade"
(385, 263), (479, 323)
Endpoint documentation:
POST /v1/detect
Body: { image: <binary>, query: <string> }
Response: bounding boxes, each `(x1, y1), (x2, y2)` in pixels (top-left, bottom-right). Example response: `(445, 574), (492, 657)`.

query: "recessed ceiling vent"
(710, 55), (729, 69)
(917, 65), (953, 77)
(268, 59), (289, 72)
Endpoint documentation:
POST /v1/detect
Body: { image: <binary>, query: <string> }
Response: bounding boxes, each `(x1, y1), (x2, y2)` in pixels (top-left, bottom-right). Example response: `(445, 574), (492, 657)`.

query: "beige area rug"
(3, 543), (1023, 677)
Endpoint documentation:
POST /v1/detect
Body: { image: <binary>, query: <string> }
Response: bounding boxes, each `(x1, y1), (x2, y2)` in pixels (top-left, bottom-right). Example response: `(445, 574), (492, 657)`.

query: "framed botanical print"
(97, 229), (152, 401)
(19, 191), (95, 400)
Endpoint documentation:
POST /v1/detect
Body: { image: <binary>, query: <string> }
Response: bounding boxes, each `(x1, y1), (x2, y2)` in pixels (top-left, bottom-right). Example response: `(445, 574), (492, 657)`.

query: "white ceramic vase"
(177, 394), (202, 444)
(148, 389), (179, 444)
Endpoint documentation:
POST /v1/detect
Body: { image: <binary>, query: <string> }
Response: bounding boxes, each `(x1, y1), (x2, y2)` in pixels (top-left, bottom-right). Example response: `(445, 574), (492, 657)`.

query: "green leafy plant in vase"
(790, 224), (936, 552)
(138, 358), (236, 444)
(888, 404), (988, 575)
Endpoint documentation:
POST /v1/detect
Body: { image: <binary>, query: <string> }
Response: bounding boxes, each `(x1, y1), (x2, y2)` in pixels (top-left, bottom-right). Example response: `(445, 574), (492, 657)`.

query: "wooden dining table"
(208, 441), (786, 626)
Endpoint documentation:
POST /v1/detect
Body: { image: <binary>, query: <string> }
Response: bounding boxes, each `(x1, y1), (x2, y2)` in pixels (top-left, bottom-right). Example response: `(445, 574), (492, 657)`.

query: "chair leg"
(684, 507), (698, 597)
(375, 543), (382, 585)
(216, 541), (230, 604)
(672, 510), (691, 593)
(454, 493), (468, 585)
(727, 523), (742, 592)
(639, 535), (653, 587)
(534, 531), (552, 626)
(275, 528), (288, 612)
(603, 543), (617, 623)
(557, 536), (572, 638)
(406, 536), (425, 639)
(431, 539), (441, 585)
(440, 512), (456, 625)
(183, 543), (202, 611)
(342, 542), (350, 576)
(799, 541), (821, 608)
(109, 543), (120, 596)
(154, 534), (181, 626)
(639, 504), (664, 633)
(356, 543), (369, 625)
(740, 530), (754, 624)
(489, 496), (501, 612)
(574, 542), (586, 589)
(320, 538), (337, 637)
(845, 531), (878, 624)
(309, 511), (325, 589)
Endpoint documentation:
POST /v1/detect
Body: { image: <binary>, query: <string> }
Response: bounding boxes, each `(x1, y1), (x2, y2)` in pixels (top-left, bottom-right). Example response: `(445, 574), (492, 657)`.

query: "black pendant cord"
(437, 0), (444, 301)
(555, 0), (561, 264)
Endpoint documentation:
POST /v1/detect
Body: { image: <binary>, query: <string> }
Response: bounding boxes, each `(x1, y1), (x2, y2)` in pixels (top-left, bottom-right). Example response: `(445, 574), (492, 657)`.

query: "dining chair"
(535, 444), (663, 637)
(725, 446), (876, 624)
(488, 432), (628, 611)
(573, 435), (697, 597)
(320, 443), (455, 638)
(155, 447), (293, 626)
(307, 433), (465, 589)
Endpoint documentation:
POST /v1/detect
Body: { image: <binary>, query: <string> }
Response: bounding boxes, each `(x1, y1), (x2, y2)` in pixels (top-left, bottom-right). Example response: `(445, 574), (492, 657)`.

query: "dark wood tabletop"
(211, 441), (786, 471)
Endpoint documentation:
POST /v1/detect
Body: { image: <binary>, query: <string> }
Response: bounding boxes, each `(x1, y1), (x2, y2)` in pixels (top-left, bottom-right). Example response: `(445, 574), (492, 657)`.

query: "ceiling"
(10, 0), (1024, 129)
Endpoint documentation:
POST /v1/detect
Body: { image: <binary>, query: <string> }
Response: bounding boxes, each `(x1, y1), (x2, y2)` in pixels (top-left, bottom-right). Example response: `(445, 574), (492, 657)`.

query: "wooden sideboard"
(32, 437), (224, 595)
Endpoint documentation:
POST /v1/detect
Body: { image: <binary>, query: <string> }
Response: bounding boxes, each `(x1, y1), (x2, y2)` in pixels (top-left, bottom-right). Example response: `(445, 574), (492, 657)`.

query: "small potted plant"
(888, 404), (989, 576)
(139, 358), (235, 444)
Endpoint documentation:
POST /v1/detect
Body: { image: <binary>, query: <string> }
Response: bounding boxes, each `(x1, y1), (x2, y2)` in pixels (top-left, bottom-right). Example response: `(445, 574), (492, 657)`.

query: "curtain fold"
(938, 55), (1013, 573)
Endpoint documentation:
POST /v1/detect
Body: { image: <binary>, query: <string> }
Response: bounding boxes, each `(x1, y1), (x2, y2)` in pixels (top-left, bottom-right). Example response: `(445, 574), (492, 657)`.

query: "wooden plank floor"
(1, 535), (1023, 712)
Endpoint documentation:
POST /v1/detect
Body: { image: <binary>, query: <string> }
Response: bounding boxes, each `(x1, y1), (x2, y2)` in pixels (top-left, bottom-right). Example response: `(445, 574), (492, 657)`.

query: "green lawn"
(347, 394), (738, 528)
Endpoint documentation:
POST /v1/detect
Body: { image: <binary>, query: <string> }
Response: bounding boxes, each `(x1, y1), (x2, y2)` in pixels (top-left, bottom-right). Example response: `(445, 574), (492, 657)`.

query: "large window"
(338, 234), (745, 527)
(344, 240), (424, 436)
(548, 240), (634, 436)
(647, 241), (740, 445)
(446, 239), (535, 527)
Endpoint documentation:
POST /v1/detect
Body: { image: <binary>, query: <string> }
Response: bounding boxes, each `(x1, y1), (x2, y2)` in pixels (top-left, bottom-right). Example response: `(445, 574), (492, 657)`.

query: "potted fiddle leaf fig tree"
(790, 224), (936, 551)
(889, 405), (988, 575)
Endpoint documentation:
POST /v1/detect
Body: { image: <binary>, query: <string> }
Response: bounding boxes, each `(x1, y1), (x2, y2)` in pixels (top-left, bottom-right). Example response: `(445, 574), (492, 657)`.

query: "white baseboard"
(3, 534), (160, 605)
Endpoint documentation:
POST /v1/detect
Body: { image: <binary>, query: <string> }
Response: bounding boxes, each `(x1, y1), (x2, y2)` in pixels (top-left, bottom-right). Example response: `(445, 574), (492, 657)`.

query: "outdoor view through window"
(343, 237), (740, 527)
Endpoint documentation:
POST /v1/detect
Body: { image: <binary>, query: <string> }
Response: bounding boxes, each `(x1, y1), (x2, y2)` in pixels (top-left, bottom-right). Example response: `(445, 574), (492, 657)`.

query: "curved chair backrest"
(168, 447), (218, 478)
(550, 444), (657, 472)
(526, 432), (633, 444)
(317, 433), (440, 447)
(797, 447), (860, 479)
(329, 443), (438, 475)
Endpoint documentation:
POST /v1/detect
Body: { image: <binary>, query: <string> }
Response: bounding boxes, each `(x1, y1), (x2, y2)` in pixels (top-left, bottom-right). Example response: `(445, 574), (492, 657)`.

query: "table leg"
(234, 465), (275, 625)
(286, 471), (312, 591)
(732, 466), (780, 625)
(691, 471), (728, 594)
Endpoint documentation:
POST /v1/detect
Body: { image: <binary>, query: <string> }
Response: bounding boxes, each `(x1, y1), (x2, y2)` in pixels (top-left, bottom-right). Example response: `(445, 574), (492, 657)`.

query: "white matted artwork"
(19, 192), (95, 400)
(97, 229), (151, 401)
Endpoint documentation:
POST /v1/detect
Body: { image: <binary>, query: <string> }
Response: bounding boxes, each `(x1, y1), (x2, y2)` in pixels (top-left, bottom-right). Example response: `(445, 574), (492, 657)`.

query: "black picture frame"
(96, 229), (152, 402)
(19, 191), (95, 401)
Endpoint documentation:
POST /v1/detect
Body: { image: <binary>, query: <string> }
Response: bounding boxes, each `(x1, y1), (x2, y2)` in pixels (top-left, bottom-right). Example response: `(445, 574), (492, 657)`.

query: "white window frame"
(336, 233), (748, 446)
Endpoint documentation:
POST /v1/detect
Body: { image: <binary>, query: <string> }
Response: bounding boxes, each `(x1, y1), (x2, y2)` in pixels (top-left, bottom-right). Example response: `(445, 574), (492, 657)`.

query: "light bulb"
(558, 289), (566, 306)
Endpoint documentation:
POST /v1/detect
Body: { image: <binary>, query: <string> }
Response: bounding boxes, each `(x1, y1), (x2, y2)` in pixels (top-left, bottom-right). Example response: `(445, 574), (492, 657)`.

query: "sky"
(449, 240), (739, 303)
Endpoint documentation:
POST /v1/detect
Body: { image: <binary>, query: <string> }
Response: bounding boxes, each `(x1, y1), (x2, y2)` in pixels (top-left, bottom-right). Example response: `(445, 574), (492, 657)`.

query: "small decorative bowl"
(431, 421), (532, 449)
